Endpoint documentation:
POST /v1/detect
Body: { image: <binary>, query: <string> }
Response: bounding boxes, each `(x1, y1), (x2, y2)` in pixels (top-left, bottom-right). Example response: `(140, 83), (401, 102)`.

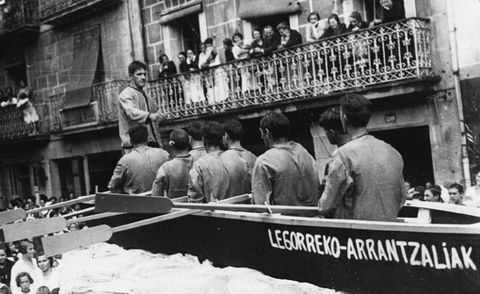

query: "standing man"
(109, 125), (169, 194)
(319, 94), (405, 221)
(152, 129), (193, 198)
(252, 112), (319, 206)
(118, 61), (163, 152)
(223, 119), (257, 174)
(188, 122), (250, 203)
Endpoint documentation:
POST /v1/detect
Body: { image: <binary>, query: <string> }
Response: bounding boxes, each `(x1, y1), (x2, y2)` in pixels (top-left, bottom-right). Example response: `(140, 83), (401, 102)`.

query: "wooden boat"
(80, 200), (480, 294)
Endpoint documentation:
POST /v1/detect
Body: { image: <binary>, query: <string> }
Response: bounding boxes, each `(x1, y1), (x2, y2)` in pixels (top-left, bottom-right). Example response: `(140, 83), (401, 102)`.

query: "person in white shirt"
(34, 253), (59, 294)
(10, 241), (40, 292)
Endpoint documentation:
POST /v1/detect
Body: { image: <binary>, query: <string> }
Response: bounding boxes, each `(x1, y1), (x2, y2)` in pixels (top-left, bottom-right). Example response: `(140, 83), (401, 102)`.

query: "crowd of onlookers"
(405, 176), (480, 206)
(0, 192), (88, 294)
(157, 0), (405, 79)
(0, 239), (59, 294)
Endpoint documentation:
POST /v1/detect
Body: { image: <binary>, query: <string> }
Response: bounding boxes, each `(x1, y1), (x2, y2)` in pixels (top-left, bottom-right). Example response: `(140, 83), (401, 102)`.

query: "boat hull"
(87, 210), (480, 294)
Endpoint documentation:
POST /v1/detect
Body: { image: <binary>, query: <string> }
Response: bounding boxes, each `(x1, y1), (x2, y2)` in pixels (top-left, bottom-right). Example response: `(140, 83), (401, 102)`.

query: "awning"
(62, 25), (100, 110)
(238, 0), (302, 19)
(159, 0), (203, 24)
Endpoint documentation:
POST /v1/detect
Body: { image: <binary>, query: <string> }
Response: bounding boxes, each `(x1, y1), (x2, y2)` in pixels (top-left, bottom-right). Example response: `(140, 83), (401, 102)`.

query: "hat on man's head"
(169, 129), (190, 149)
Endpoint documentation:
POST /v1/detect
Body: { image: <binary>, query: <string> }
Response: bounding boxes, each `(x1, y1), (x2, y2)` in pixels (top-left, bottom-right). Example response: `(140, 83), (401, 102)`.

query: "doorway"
(371, 126), (434, 187)
(57, 157), (86, 197)
(87, 151), (122, 194)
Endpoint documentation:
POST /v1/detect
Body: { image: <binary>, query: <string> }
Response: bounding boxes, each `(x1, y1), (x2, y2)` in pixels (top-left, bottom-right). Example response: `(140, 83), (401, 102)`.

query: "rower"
(108, 125), (169, 194)
(319, 94), (405, 221)
(188, 122), (250, 202)
(187, 121), (207, 162)
(152, 129), (193, 198)
(222, 119), (257, 174)
(252, 112), (320, 206)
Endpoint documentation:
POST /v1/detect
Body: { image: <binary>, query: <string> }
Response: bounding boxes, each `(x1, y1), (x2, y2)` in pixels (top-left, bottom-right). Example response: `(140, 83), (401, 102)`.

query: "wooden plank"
(42, 225), (113, 258)
(0, 209), (26, 226)
(3, 217), (67, 242)
(95, 193), (172, 213)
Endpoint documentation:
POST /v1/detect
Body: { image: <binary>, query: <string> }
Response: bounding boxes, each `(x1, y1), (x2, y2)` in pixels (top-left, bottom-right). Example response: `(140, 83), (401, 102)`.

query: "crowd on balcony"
(0, 81), (39, 125)
(157, 0), (406, 80)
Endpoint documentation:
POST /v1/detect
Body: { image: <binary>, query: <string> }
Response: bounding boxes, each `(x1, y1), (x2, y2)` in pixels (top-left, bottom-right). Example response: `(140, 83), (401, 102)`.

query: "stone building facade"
(0, 0), (477, 206)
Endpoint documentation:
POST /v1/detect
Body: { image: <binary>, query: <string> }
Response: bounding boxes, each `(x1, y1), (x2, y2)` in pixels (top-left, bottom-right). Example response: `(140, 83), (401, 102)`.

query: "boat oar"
(41, 194), (251, 257)
(0, 194), (97, 227)
(3, 217), (67, 242)
(0, 209), (27, 226)
(95, 193), (319, 215)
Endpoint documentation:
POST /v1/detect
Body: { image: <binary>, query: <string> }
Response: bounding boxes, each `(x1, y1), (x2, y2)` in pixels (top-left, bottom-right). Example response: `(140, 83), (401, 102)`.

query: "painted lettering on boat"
(267, 229), (477, 271)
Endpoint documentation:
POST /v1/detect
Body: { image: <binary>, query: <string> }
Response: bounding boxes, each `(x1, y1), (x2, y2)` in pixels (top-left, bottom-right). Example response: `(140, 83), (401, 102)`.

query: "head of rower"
(128, 125), (148, 149)
(318, 107), (349, 147)
(169, 128), (190, 157)
(259, 112), (290, 149)
(202, 121), (225, 153)
(339, 94), (372, 139)
(223, 119), (244, 149)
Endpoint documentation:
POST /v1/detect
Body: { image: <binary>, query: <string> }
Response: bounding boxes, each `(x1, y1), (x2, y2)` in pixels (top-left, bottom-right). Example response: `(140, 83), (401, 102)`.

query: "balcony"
(150, 18), (434, 121)
(0, 103), (49, 144)
(49, 80), (128, 132)
(40, 0), (121, 25)
(0, 0), (40, 39)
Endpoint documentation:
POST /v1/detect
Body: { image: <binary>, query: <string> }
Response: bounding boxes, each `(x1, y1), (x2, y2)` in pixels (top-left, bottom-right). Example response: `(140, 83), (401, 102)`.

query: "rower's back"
(327, 134), (405, 221)
(252, 141), (320, 206)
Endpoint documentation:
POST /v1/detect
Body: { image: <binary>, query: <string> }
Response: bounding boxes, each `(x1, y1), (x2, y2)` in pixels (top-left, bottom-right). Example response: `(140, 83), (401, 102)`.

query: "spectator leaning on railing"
(276, 22), (302, 49)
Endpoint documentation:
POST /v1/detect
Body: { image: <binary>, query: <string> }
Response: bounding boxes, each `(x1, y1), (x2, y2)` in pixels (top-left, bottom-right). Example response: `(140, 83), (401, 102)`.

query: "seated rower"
(152, 129), (193, 198)
(108, 125), (169, 194)
(188, 122), (250, 203)
(319, 94), (405, 221)
(252, 112), (320, 206)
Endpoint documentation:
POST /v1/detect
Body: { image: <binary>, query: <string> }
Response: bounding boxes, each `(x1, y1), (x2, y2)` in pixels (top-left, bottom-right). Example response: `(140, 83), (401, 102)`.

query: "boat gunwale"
(190, 210), (480, 235)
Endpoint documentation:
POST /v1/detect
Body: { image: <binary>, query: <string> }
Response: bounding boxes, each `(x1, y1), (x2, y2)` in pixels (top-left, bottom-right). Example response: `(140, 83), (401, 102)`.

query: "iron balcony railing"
(0, 0), (39, 35)
(0, 103), (47, 141)
(49, 80), (128, 132)
(150, 18), (433, 120)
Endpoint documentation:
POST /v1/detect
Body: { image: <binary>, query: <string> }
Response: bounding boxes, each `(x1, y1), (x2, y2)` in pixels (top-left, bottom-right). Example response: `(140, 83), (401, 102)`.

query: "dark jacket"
(263, 33), (281, 55)
(381, 0), (405, 23)
(321, 23), (347, 38)
(179, 62), (189, 73)
(225, 48), (235, 62)
(159, 61), (177, 78)
(281, 29), (302, 48)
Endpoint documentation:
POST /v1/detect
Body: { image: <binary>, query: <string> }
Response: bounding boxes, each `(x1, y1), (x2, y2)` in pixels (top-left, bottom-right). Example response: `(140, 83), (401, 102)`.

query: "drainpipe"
(446, 0), (471, 187)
